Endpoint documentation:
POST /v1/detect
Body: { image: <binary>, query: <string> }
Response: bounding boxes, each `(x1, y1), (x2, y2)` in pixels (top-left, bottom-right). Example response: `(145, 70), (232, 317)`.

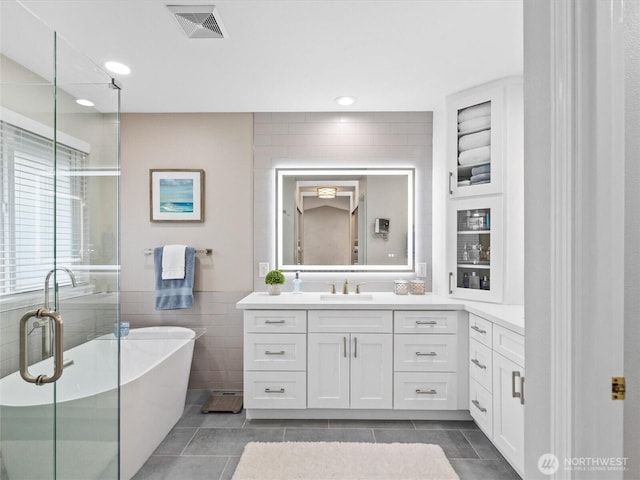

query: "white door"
(308, 333), (350, 409)
(492, 352), (524, 476)
(350, 334), (393, 409)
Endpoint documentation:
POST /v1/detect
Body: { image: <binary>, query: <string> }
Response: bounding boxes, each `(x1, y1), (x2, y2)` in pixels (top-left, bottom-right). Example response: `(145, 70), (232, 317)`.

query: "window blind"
(0, 120), (88, 295)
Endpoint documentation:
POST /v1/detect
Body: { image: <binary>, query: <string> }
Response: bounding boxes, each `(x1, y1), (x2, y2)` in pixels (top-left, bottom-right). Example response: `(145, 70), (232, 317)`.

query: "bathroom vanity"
(237, 291), (525, 475)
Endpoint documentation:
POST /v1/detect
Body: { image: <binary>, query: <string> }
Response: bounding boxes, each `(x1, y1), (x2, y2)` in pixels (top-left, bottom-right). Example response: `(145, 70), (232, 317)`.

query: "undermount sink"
(319, 294), (374, 301)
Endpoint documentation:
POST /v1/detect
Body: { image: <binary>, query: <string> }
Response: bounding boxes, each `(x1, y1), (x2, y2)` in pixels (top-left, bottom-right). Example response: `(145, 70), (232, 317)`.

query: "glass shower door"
(0, 2), (121, 479)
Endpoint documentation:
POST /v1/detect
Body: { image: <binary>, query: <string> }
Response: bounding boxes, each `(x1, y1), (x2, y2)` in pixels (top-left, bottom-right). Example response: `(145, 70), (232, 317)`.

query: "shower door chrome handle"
(20, 309), (64, 385)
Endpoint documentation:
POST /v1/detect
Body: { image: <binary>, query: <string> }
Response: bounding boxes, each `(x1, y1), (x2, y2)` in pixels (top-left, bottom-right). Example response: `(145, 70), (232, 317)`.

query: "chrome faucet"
(40, 267), (77, 358)
(343, 279), (349, 294)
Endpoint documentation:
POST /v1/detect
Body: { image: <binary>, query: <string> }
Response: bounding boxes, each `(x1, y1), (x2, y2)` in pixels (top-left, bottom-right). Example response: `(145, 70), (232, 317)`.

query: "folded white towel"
(458, 102), (491, 123)
(162, 245), (187, 280)
(458, 146), (491, 165)
(458, 115), (491, 135)
(459, 130), (491, 152)
(458, 180), (471, 187)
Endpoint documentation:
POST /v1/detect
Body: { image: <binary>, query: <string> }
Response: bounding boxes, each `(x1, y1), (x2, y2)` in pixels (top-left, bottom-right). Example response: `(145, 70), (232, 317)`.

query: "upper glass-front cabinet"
(447, 77), (523, 198)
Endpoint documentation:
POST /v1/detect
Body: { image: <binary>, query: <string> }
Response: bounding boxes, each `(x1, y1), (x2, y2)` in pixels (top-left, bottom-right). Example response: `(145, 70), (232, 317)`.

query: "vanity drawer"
(469, 314), (493, 348)
(493, 325), (525, 367)
(469, 378), (493, 436)
(469, 338), (492, 391)
(244, 371), (307, 409)
(308, 310), (392, 333)
(244, 334), (306, 371)
(394, 335), (457, 372)
(393, 372), (458, 410)
(244, 310), (307, 334)
(394, 311), (458, 334)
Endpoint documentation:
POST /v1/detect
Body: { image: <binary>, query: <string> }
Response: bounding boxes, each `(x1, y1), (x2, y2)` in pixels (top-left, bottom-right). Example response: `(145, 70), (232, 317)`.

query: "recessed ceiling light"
(76, 98), (94, 107)
(104, 61), (131, 75)
(335, 96), (356, 106)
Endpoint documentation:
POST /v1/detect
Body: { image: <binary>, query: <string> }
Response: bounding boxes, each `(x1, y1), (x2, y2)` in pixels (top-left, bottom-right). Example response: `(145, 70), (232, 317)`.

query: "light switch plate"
(258, 262), (269, 277)
(416, 262), (427, 278)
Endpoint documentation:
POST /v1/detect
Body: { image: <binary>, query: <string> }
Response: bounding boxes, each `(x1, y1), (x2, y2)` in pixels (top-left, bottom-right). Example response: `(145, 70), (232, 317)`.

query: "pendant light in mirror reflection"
(317, 187), (337, 199)
(276, 168), (414, 272)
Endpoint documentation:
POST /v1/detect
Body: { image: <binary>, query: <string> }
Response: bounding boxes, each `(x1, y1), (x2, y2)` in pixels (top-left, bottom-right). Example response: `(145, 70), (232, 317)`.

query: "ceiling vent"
(167, 5), (226, 39)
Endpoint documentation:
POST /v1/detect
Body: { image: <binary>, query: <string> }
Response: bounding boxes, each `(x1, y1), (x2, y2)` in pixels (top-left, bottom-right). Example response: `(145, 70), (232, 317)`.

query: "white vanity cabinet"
(468, 313), (524, 477)
(307, 310), (393, 409)
(243, 310), (308, 409)
(393, 311), (466, 410)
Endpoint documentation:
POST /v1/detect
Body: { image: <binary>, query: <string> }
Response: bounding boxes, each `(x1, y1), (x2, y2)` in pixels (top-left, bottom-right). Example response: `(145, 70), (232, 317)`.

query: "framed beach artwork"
(150, 169), (204, 222)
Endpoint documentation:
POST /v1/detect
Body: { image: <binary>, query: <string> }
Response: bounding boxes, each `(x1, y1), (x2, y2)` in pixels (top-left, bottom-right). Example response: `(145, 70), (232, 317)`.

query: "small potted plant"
(265, 269), (285, 295)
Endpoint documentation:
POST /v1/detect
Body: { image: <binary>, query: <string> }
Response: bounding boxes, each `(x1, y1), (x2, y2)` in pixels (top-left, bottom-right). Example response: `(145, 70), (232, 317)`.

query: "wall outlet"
(416, 262), (427, 278)
(258, 262), (270, 277)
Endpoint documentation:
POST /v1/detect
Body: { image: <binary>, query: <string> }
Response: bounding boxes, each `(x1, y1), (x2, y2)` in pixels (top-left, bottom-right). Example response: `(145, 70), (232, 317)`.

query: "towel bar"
(144, 248), (212, 256)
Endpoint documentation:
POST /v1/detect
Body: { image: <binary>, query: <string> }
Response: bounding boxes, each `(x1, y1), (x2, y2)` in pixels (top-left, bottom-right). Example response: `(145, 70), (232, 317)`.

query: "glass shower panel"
(53, 30), (121, 480)
(0, 2), (121, 479)
(0, 3), (57, 479)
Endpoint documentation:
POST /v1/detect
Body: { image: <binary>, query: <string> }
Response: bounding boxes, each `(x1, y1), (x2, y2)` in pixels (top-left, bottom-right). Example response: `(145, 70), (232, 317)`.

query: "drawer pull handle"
(265, 350), (285, 355)
(415, 351), (437, 357)
(512, 371), (522, 399)
(471, 358), (487, 370)
(264, 320), (286, 324)
(472, 399), (487, 413)
(416, 389), (437, 395)
(343, 336), (347, 358)
(415, 320), (438, 325)
(520, 376), (525, 405)
(264, 388), (285, 394)
(353, 337), (358, 358)
(471, 325), (487, 335)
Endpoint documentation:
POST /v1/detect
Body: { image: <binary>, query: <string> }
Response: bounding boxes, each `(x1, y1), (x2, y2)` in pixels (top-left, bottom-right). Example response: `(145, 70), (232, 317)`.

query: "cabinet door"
(492, 352), (524, 476)
(447, 84), (505, 198)
(307, 333), (350, 409)
(448, 196), (503, 303)
(350, 334), (393, 409)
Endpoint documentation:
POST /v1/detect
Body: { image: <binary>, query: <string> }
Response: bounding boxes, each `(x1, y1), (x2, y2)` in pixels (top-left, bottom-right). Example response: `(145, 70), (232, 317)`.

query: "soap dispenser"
(292, 271), (302, 294)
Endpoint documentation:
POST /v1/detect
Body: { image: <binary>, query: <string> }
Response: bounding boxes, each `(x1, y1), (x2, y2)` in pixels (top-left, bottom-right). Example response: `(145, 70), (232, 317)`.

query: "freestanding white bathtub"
(0, 326), (196, 480)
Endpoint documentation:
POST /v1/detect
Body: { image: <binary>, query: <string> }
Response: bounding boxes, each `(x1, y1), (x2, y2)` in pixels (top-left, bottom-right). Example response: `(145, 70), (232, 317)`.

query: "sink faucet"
(343, 279), (349, 294)
(40, 267), (77, 359)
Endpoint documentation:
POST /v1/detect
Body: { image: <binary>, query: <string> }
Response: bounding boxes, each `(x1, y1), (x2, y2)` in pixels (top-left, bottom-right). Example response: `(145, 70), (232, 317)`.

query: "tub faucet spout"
(41, 267), (77, 359)
(44, 267), (77, 310)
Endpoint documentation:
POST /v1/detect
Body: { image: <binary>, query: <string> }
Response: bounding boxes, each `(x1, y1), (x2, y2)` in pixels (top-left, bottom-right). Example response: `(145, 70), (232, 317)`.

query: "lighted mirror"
(276, 169), (414, 271)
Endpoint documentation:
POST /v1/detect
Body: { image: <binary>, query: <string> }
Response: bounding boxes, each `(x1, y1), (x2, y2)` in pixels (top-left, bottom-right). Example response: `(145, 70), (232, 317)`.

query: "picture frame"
(149, 169), (204, 222)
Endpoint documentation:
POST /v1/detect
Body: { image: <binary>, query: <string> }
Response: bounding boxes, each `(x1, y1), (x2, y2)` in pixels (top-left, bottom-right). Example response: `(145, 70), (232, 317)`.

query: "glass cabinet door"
(449, 198), (503, 303)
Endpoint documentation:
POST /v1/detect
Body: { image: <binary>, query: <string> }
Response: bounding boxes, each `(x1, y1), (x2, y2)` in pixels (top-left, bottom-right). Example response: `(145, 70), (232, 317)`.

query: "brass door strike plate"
(612, 377), (625, 400)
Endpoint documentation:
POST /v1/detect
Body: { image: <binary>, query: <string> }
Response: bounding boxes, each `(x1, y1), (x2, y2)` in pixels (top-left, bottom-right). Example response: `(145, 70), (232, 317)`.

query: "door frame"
(524, 0), (627, 478)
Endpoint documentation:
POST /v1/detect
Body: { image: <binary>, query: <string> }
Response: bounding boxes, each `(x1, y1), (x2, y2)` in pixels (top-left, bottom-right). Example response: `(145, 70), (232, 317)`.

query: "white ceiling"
(13, 0), (523, 113)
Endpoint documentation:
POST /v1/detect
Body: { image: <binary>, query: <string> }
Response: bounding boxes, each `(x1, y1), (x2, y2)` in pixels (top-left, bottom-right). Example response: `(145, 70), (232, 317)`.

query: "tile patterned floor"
(132, 390), (521, 480)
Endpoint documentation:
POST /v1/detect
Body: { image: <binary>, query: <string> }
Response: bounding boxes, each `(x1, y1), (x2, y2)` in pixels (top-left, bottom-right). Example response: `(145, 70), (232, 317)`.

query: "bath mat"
(232, 442), (459, 480)
(201, 393), (243, 414)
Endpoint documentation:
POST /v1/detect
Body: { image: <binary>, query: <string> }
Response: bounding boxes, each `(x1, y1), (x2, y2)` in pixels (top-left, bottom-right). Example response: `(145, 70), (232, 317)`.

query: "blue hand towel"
(154, 247), (195, 310)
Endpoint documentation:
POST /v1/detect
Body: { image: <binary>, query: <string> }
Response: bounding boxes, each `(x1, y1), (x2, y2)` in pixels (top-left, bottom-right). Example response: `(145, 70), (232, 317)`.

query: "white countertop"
(236, 292), (524, 335)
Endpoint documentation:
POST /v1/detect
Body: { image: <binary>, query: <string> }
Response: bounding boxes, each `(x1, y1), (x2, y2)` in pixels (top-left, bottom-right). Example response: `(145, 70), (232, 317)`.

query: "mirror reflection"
(277, 169), (414, 271)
